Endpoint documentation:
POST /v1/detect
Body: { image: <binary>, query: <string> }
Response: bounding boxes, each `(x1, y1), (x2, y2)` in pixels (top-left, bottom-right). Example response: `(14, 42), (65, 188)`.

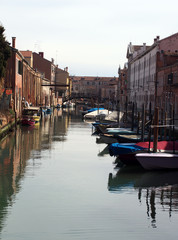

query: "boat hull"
(21, 118), (35, 126)
(136, 152), (178, 170)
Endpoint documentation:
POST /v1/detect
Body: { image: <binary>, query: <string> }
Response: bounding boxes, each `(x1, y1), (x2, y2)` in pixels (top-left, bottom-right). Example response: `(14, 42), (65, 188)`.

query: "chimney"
(12, 37), (16, 48)
(143, 43), (146, 51)
(157, 36), (160, 40)
(51, 58), (54, 64)
(39, 52), (44, 58)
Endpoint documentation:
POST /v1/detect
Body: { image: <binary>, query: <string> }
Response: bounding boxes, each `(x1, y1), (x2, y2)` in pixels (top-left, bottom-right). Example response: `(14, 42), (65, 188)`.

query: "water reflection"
(0, 109), (72, 232)
(108, 166), (178, 228)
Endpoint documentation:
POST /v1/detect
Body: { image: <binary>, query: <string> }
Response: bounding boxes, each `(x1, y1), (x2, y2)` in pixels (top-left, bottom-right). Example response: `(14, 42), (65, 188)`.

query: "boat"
(136, 141), (178, 153)
(135, 152), (178, 170)
(92, 122), (119, 134)
(21, 107), (41, 125)
(135, 108), (178, 170)
(109, 140), (178, 166)
(115, 134), (142, 143)
(56, 104), (61, 108)
(21, 117), (35, 126)
(96, 134), (119, 144)
(109, 142), (147, 165)
(84, 109), (112, 121)
(87, 107), (104, 113)
(96, 128), (137, 144)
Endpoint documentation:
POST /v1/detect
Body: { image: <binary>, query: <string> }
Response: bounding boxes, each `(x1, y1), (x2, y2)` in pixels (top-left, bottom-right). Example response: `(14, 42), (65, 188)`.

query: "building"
(118, 65), (128, 110)
(33, 52), (56, 106)
(71, 76), (118, 103)
(157, 54), (178, 114)
(5, 37), (23, 116)
(127, 33), (178, 112)
(4, 38), (44, 117)
(55, 67), (71, 104)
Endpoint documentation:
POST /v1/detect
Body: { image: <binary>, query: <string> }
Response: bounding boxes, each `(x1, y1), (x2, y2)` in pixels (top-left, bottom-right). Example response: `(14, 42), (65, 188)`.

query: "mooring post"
(131, 102), (135, 131)
(141, 103), (145, 142)
(153, 107), (159, 153)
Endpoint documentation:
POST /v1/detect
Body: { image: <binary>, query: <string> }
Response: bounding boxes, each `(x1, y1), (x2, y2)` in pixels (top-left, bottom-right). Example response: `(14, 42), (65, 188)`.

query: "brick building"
(127, 32), (178, 111)
(118, 65), (128, 110)
(5, 37), (23, 116)
(71, 76), (118, 103)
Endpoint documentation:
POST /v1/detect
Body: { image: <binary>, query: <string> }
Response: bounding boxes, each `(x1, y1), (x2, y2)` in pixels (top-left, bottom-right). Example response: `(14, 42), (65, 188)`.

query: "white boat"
(84, 109), (112, 120)
(104, 111), (124, 122)
(136, 152), (178, 170)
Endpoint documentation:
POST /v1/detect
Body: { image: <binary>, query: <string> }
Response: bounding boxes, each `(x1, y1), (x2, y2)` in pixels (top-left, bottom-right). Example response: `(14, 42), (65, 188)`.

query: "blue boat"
(109, 143), (147, 165)
(46, 107), (52, 114)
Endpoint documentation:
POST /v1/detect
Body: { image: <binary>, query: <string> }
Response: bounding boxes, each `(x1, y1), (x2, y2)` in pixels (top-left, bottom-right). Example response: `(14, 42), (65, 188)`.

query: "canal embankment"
(0, 110), (18, 140)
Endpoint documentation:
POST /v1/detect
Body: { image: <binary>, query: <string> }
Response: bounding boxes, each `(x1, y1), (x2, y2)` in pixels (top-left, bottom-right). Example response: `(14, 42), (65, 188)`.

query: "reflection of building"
(138, 185), (178, 228)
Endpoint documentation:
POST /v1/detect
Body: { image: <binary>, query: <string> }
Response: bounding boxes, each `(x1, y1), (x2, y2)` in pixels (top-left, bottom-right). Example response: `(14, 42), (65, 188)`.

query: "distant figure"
(25, 101), (30, 107)
(22, 98), (29, 108)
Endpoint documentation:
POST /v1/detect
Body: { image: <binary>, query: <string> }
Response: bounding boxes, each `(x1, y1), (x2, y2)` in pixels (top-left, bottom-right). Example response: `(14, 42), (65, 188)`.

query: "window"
(18, 61), (23, 75)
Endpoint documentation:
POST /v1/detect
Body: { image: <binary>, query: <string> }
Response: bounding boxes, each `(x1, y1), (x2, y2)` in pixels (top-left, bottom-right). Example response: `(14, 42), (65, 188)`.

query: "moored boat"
(21, 107), (41, 125)
(135, 152), (178, 170)
(109, 142), (147, 165)
(21, 117), (35, 126)
(84, 109), (112, 121)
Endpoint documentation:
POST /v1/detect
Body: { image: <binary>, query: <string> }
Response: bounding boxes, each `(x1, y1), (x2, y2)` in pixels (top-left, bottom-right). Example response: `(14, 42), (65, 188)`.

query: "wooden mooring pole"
(153, 107), (159, 153)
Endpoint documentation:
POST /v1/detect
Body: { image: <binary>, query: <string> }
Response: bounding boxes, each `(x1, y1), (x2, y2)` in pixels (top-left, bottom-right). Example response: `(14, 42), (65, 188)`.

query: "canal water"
(0, 108), (178, 240)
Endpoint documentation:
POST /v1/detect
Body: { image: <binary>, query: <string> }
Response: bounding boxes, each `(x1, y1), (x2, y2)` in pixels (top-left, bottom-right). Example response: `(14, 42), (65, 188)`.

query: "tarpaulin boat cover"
(87, 108), (104, 113)
(136, 141), (178, 150)
(109, 143), (146, 157)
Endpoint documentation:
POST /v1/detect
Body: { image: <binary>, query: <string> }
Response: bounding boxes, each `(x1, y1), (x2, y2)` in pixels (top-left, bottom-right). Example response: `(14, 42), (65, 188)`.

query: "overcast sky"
(1, 0), (178, 77)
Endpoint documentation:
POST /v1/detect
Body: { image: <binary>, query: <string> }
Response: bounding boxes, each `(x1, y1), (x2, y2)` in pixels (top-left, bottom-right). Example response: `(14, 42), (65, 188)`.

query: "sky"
(0, 0), (178, 77)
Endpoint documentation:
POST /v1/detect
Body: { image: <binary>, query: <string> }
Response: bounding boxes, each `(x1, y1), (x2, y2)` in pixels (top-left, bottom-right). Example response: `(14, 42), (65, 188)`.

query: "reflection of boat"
(108, 165), (178, 191)
(108, 166), (178, 227)
(62, 101), (75, 108)
(21, 107), (41, 126)
(136, 152), (178, 170)
(134, 170), (178, 188)
(98, 145), (110, 156)
(108, 166), (143, 192)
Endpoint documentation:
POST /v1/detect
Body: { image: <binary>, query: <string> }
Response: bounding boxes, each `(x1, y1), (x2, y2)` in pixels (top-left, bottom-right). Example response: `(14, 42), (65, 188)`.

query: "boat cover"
(109, 143), (146, 157)
(87, 108), (104, 113)
(136, 141), (178, 150)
